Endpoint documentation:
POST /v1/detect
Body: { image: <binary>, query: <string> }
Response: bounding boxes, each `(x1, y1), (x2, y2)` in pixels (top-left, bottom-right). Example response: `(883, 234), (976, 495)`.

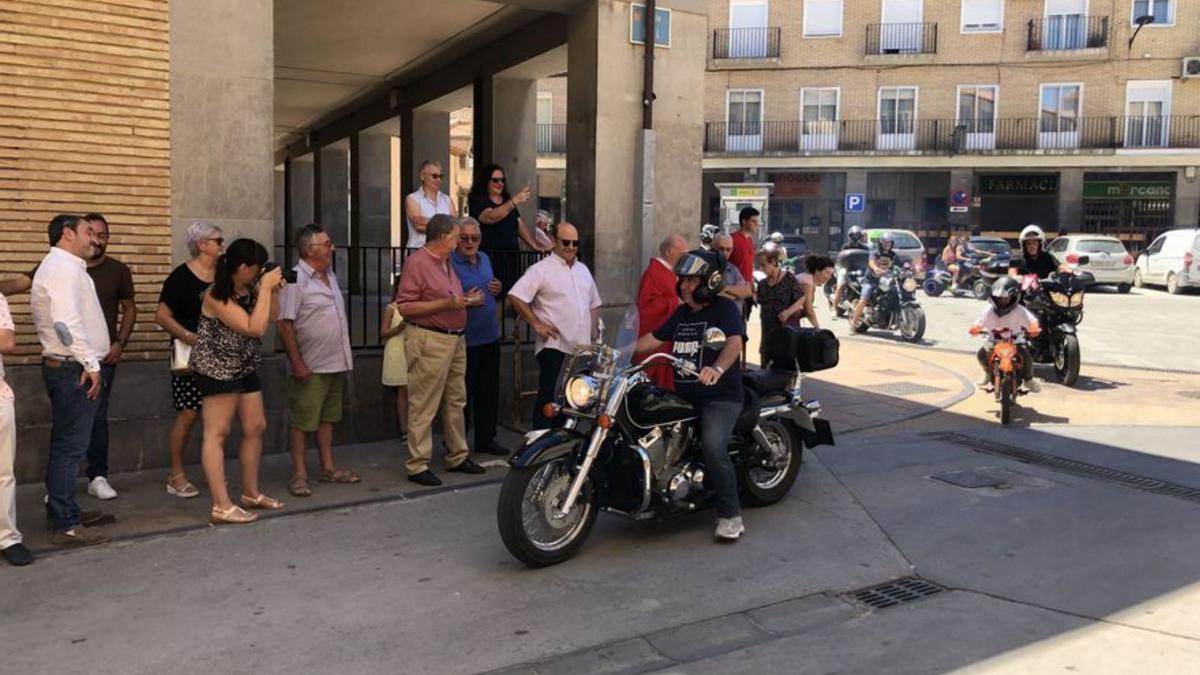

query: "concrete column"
(566, 0), (706, 306)
(319, 145), (350, 245)
(493, 77), (540, 229)
(169, 0), (273, 264)
(1058, 169), (1084, 234)
(845, 170), (868, 230)
(410, 110), (452, 194)
(288, 157), (315, 234)
(359, 132), (395, 247)
(1175, 167), (1200, 228)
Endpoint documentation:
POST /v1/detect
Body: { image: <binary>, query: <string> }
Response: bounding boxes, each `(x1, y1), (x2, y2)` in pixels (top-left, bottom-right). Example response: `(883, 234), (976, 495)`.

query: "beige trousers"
(0, 399), (20, 550)
(404, 327), (469, 475)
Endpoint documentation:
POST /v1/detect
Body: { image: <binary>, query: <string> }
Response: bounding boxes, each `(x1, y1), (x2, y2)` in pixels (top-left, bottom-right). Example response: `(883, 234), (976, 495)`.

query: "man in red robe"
(637, 233), (688, 390)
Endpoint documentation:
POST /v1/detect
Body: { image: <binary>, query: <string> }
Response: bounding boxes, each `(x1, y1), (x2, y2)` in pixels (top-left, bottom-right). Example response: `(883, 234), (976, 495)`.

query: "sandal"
(289, 475), (312, 498)
(318, 468), (361, 484)
(166, 474), (200, 499)
(240, 493), (285, 510)
(211, 504), (258, 524)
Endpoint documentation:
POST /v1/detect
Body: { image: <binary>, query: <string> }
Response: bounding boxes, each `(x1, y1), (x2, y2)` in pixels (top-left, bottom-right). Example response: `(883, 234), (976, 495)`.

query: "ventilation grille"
(845, 577), (945, 610)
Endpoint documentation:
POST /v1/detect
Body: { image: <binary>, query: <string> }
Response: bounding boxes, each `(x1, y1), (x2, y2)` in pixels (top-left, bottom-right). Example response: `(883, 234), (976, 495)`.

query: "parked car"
(1045, 234), (1136, 293)
(866, 228), (927, 278)
(777, 233), (811, 273)
(1133, 229), (1200, 295)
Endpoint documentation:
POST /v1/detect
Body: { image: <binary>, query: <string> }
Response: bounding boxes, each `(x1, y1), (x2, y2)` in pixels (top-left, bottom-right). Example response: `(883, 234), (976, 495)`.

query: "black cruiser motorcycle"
(497, 308), (837, 567)
(1017, 262), (1093, 387)
(851, 260), (927, 343)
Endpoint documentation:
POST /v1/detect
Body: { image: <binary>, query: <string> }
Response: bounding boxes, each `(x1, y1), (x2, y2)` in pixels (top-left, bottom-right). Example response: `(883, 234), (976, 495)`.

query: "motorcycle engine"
(637, 422), (691, 480)
(663, 462), (706, 507)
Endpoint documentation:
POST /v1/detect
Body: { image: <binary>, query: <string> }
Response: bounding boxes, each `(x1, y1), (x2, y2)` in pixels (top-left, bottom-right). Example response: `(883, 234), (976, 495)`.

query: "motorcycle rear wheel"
(497, 458), (598, 567)
(922, 279), (944, 297)
(739, 420), (803, 507)
(972, 279), (990, 300)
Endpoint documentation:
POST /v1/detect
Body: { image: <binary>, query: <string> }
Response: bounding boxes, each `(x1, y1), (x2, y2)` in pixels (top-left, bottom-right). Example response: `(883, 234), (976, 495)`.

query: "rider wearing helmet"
(831, 226), (869, 312)
(850, 231), (901, 328)
(699, 223), (720, 251)
(969, 277), (1041, 392)
(634, 248), (748, 542)
(1010, 224), (1071, 279)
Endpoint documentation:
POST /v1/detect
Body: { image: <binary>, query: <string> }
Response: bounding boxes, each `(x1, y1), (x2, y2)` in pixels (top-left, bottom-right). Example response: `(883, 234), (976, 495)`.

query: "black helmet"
(674, 249), (726, 305)
(847, 225), (864, 244)
(990, 277), (1021, 316)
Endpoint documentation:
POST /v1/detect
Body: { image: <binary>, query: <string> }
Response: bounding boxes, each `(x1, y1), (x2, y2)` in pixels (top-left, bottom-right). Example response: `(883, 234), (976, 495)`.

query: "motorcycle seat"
(742, 368), (792, 395)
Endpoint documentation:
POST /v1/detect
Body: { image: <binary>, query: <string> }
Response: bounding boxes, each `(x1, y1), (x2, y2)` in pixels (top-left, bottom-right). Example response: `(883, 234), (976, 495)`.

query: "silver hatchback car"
(1044, 235), (1136, 293)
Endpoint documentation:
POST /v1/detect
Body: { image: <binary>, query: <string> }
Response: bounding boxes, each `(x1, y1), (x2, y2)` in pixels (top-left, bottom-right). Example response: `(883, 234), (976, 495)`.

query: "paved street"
(830, 285), (1200, 373)
(4, 340), (1200, 673)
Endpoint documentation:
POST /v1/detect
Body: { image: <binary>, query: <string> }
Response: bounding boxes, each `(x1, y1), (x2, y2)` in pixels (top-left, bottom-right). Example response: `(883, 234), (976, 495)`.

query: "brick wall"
(0, 0), (171, 364)
(705, 0), (1200, 125)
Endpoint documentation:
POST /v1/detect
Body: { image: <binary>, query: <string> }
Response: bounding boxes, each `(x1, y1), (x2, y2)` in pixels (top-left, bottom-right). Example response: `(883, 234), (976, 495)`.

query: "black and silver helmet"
(847, 225), (865, 244)
(990, 277), (1021, 316)
(674, 249), (726, 305)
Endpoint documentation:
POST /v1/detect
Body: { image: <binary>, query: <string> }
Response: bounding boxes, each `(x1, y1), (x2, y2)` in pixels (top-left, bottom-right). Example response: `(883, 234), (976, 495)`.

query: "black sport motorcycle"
(497, 308), (837, 567)
(1017, 262), (1093, 387)
(850, 260), (926, 343)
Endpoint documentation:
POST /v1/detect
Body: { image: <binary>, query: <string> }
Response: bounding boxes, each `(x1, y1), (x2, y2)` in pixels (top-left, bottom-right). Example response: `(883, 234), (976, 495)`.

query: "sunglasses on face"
(490, 176), (506, 184)
(460, 234), (480, 243)
(208, 237), (224, 246)
(425, 173), (444, 180)
(558, 239), (579, 248)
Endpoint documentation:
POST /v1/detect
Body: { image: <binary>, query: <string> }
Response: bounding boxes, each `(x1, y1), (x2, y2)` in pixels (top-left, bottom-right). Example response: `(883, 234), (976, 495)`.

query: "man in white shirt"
(31, 214), (113, 547)
(508, 222), (602, 429)
(404, 160), (454, 252)
(0, 290), (32, 565)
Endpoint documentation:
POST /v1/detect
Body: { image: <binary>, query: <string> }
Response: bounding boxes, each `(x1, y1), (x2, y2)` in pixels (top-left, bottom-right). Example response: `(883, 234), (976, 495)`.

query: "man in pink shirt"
(396, 214), (487, 486)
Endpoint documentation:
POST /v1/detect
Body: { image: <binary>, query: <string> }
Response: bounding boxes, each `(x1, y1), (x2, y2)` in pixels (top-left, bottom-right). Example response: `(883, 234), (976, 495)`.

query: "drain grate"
(845, 577), (945, 610)
(863, 381), (949, 397)
(931, 469), (1006, 489)
(924, 432), (1200, 505)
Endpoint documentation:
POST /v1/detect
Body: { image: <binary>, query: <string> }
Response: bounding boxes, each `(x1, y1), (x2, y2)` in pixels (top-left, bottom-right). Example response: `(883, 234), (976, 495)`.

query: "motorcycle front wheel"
(1054, 334), (1081, 387)
(899, 306), (926, 343)
(999, 374), (1014, 425)
(739, 419), (803, 506)
(922, 278), (944, 297)
(497, 457), (597, 567)
(972, 279), (990, 300)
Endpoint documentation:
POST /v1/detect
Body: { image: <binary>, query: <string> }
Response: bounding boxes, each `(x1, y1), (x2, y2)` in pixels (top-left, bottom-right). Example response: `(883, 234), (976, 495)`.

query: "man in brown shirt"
(396, 214), (486, 486)
(0, 213), (134, 500)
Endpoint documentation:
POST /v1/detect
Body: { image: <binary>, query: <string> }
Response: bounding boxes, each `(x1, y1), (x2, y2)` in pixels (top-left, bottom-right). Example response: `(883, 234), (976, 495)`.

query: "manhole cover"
(931, 470), (1006, 489)
(844, 577), (945, 610)
(1178, 391), (1200, 400)
(863, 382), (948, 397)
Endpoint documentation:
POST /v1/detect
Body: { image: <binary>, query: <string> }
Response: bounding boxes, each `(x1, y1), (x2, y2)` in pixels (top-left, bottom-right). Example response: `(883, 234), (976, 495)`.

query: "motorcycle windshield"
(612, 306), (640, 372)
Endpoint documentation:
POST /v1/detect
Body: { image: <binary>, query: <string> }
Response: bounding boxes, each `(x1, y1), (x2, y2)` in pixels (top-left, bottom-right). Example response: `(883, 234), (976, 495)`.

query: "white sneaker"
(88, 477), (118, 500)
(715, 516), (745, 541)
(1024, 379), (1041, 393)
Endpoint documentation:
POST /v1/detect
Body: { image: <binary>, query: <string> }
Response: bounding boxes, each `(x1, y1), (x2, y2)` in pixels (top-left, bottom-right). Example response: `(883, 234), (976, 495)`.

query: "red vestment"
(636, 258), (679, 391)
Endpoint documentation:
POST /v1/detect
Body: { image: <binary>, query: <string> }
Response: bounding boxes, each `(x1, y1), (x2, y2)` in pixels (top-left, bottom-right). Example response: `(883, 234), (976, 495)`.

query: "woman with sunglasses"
(404, 160), (454, 253)
(154, 222), (224, 499)
(469, 163), (551, 296)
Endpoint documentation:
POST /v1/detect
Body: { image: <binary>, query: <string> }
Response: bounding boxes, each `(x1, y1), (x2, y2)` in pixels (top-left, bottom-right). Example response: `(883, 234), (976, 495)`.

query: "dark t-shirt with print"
(652, 297), (747, 404)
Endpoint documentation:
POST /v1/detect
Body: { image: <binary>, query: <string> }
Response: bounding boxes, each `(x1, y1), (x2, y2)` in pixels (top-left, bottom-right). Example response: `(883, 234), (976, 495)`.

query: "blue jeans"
(697, 399), (742, 519)
(42, 362), (99, 531)
(86, 363), (115, 480)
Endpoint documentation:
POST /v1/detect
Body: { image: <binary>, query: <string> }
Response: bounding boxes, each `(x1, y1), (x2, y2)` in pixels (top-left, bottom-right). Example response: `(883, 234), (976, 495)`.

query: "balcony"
(1028, 16), (1108, 51)
(865, 22), (937, 56)
(703, 116), (1200, 156)
(712, 27), (781, 59)
(536, 123), (566, 155)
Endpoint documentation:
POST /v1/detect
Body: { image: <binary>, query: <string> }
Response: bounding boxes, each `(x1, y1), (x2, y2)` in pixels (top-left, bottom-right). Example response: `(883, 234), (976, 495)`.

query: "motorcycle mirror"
(704, 327), (727, 350)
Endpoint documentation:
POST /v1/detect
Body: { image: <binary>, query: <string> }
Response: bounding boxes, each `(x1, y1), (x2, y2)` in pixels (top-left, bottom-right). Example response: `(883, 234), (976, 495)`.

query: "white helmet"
(1019, 224), (1046, 243)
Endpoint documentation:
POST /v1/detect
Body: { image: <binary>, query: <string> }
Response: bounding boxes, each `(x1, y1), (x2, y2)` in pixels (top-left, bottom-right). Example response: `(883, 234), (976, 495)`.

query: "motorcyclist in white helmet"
(1009, 224), (1072, 279)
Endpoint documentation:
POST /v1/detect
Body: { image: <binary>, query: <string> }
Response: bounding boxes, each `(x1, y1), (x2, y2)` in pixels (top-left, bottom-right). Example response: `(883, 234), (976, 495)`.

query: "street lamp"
(1128, 15), (1154, 50)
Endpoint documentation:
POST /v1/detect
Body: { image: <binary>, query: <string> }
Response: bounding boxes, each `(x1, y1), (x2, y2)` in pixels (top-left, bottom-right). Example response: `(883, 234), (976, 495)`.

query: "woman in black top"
(190, 238), (286, 525)
(468, 163), (550, 293)
(155, 222), (223, 499)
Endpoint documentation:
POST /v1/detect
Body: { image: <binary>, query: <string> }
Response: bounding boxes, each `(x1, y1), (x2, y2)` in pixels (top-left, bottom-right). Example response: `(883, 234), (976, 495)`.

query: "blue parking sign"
(845, 193), (865, 213)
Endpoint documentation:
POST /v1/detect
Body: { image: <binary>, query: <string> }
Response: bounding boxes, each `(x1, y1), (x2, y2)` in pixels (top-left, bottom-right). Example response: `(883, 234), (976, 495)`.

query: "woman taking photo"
(189, 239), (286, 524)
(793, 255), (836, 330)
(155, 222), (224, 499)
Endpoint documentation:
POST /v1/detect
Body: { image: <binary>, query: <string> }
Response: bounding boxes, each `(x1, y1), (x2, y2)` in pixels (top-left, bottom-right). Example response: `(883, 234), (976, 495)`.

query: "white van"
(1134, 229), (1200, 295)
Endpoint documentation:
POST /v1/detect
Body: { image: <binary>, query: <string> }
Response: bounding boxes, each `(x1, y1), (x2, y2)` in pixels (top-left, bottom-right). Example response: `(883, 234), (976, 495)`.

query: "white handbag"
(170, 338), (192, 375)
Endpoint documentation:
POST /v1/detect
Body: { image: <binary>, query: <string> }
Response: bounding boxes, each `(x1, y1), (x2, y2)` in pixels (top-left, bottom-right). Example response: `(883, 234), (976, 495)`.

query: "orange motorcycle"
(971, 326), (1031, 425)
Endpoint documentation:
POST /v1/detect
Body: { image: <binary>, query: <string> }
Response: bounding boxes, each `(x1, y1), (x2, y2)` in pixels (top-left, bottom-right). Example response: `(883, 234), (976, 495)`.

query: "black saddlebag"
(762, 327), (840, 373)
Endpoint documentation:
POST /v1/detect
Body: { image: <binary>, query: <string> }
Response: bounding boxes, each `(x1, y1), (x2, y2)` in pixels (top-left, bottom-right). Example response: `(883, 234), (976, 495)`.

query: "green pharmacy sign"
(1083, 182), (1173, 200)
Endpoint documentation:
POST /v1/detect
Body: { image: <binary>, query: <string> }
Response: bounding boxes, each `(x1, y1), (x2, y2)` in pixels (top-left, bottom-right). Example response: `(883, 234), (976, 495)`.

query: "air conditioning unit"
(1182, 57), (1200, 79)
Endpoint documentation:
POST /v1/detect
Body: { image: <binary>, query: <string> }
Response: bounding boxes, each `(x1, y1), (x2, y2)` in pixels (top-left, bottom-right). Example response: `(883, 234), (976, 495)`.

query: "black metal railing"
(866, 22), (937, 55)
(703, 116), (1200, 155)
(1027, 15), (1108, 51)
(712, 27), (781, 59)
(536, 123), (566, 154)
(274, 246), (545, 349)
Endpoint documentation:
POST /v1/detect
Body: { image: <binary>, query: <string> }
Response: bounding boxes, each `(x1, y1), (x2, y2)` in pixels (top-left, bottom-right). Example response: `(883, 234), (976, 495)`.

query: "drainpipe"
(639, 0), (658, 286)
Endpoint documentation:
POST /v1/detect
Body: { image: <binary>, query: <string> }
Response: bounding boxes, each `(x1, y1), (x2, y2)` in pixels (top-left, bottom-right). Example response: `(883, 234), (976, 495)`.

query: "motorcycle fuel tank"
(621, 383), (696, 430)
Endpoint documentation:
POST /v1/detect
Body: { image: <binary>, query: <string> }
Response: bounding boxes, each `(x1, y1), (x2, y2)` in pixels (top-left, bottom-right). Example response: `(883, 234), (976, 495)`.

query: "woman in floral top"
(190, 238), (287, 525)
(754, 245), (806, 358)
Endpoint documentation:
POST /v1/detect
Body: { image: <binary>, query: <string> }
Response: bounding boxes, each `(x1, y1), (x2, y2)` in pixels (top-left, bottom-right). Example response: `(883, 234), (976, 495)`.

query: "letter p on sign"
(845, 193), (865, 213)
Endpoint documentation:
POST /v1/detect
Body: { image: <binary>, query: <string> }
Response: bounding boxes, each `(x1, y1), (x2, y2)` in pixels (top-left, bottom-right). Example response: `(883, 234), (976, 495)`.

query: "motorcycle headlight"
(902, 277), (918, 293)
(564, 375), (600, 410)
(1070, 292), (1084, 307)
(1049, 291), (1070, 308)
